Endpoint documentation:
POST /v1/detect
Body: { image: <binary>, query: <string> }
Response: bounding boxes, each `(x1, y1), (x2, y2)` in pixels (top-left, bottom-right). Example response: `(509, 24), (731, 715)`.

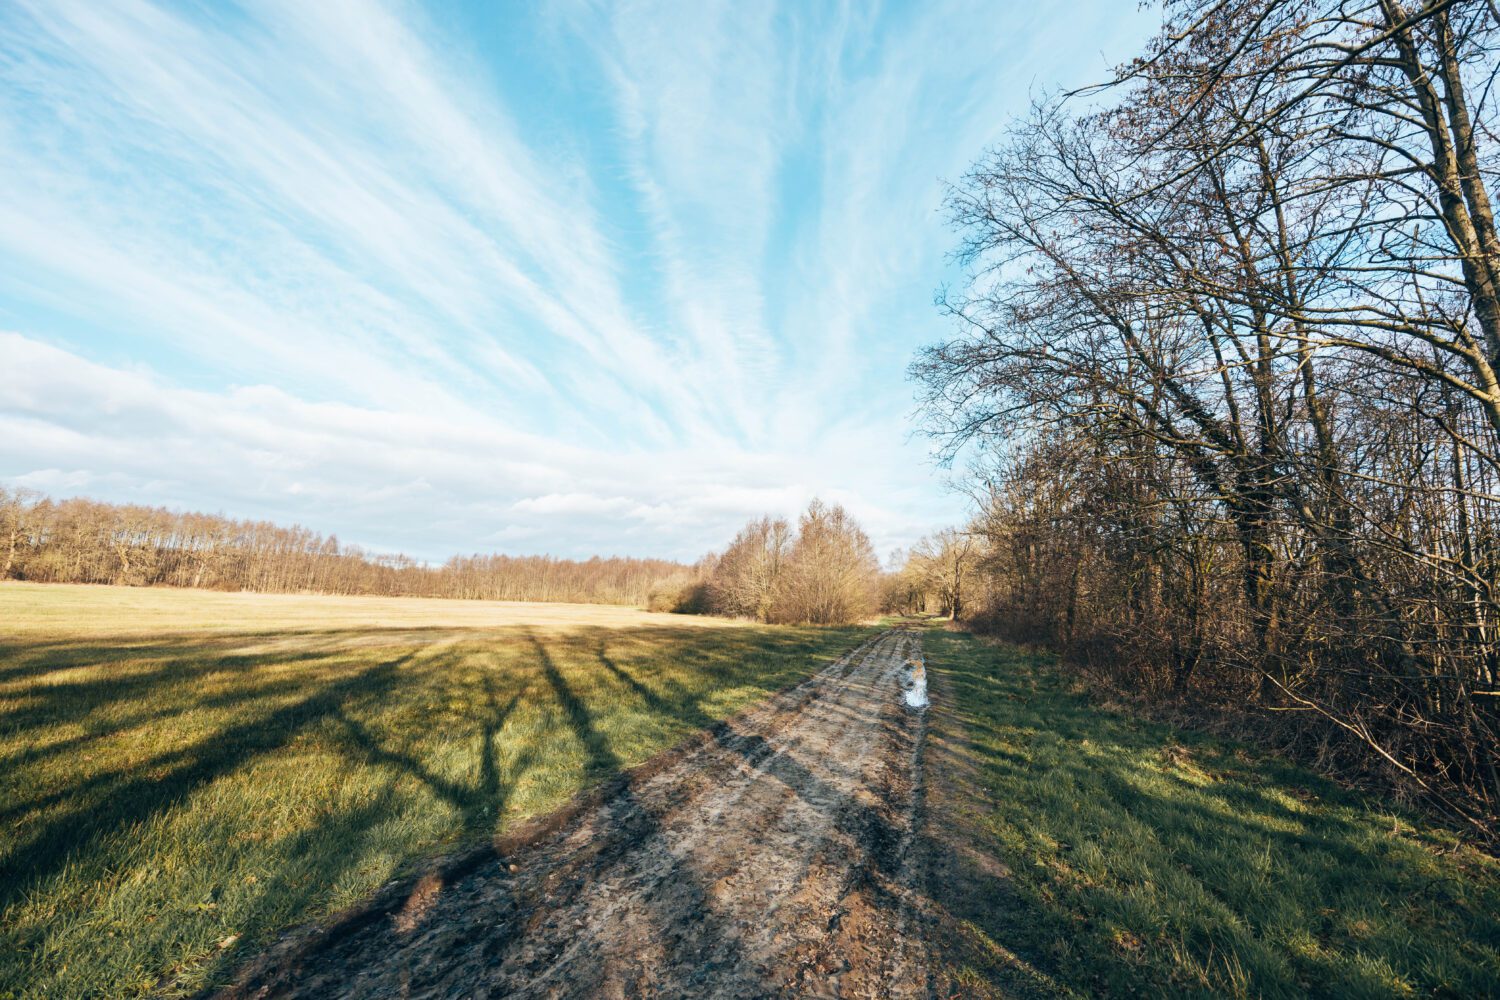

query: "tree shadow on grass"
(920, 632), (1500, 1000)
(0, 649), (421, 912)
(1, 621), (875, 997)
(0, 647), (353, 763)
(0, 630), (369, 684)
(330, 690), (522, 831)
(2, 632), (533, 997)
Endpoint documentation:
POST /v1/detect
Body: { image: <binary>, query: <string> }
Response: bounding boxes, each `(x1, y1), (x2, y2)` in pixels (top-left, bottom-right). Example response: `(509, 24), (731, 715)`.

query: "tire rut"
(223, 627), (931, 1000)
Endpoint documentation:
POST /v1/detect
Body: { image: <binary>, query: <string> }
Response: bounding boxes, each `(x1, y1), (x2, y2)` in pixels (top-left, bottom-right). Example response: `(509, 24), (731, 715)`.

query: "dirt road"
(225, 627), (932, 999)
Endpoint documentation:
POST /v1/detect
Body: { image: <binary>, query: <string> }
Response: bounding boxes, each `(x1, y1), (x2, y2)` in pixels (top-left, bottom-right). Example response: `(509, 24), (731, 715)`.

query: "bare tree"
(776, 501), (880, 625)
(709, 516), (792, 622)
(907, 529), (977, 620)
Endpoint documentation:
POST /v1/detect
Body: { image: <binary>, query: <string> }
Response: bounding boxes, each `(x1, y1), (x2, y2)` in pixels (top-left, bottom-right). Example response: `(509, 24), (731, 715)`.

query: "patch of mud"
(219, 628), (932, 999)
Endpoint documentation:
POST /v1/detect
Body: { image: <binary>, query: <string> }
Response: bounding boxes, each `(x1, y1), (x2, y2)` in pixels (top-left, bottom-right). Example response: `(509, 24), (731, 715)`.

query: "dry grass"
(0, 582), (871, 998)
(0, 580), (747, 638)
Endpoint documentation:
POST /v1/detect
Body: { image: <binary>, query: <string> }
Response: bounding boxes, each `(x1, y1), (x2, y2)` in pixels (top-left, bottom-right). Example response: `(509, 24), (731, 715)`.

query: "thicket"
(913, 0), (1500, 833)
(694, 500), (881, 625)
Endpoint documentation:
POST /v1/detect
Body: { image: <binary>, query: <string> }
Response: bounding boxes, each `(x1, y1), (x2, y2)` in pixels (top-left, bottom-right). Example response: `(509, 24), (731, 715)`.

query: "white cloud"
(0, 333), (957, 559)
(0, 0), (1155, 560)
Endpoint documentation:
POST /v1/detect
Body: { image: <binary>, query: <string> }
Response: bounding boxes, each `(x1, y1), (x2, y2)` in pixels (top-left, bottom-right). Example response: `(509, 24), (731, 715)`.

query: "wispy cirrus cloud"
(0, 0), (1155, 559)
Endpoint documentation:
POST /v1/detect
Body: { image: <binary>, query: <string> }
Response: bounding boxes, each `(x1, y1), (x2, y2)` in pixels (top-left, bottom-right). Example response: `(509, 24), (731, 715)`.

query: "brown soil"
(219, 627), (934, 999)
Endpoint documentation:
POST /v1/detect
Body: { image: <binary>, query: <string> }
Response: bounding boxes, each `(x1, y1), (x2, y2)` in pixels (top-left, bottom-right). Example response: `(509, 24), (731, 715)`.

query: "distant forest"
(0, 488), (698, 607)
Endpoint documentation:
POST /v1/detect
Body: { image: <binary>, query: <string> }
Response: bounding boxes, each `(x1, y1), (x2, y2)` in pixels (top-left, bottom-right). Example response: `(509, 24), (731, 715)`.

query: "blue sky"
(0, 0), (1155, 562)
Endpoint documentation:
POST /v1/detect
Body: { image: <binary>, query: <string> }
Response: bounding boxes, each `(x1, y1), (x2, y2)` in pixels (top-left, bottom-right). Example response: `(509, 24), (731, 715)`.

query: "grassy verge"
(921, 627), (1500, 999)
(0, 585), (873, 998)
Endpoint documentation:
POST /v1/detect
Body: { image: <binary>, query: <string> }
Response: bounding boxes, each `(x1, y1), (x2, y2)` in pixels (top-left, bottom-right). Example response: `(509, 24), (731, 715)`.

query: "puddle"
(902, 658), (928, 710)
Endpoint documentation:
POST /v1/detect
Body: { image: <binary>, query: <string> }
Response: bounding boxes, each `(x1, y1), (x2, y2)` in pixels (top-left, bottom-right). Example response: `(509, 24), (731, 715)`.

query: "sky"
(0, 0), (1157, 562)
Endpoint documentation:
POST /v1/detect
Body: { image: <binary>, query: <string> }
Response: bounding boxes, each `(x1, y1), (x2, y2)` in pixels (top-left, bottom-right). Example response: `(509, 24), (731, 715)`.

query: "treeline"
(914, 0), (1500, 832)
(655, 499), (882, 624)
(0, 488), (884, 623)
(0, 488), (697, 606)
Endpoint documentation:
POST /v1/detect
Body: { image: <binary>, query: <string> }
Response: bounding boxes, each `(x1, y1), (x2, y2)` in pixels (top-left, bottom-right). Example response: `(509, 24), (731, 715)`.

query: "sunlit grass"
(0, 584), (872, 998)
(0, 580), (747, 638)
(923, 629), (1500, 999)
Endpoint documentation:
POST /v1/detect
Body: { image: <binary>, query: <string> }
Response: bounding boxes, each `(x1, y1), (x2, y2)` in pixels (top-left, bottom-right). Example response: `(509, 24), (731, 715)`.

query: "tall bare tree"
(710, 516), (792, 622)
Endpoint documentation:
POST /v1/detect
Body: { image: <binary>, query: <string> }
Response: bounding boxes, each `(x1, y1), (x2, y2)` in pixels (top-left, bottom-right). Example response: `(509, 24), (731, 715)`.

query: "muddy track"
(222, 627), (933, 1000)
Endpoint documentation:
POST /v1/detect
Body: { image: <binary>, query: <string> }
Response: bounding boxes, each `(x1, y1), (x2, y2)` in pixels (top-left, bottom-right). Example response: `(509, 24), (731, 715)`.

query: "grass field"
(922, 628), (1500, 999)
(0, 581), (739, 638)
(0, 582), (872, 998)
(8, 586), (1497, 999)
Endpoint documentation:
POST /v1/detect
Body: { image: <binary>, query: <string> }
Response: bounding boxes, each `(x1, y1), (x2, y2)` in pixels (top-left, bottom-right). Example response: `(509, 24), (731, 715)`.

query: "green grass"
(0, 584), (873, 998)
(922, 628), (1500, 999)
